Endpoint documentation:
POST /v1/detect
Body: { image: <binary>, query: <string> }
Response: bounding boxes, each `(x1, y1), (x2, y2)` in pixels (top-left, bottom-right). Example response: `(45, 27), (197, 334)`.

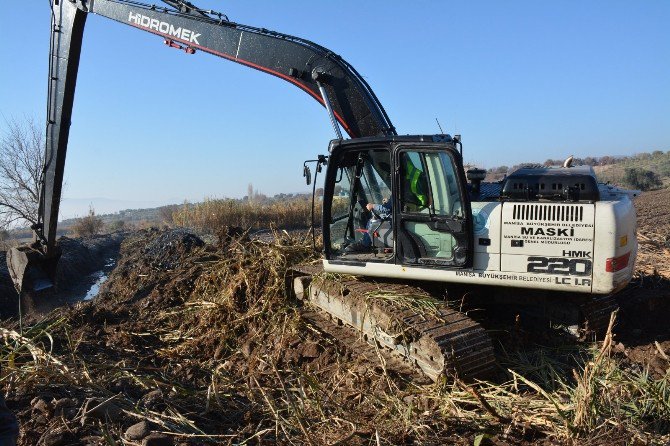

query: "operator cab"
(321, 135), (473, 269)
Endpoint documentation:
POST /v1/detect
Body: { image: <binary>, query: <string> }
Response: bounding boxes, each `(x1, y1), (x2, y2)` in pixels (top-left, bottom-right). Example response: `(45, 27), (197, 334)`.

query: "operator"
(402, 154), (429, 211)
(0, 365), (19, 446)
(344, 199), (392, 253)
(345, 155), (429, 253)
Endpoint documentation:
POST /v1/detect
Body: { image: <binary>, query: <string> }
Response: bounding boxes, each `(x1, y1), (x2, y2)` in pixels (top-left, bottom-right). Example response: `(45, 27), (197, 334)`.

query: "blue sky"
(1, 1), (668, 217)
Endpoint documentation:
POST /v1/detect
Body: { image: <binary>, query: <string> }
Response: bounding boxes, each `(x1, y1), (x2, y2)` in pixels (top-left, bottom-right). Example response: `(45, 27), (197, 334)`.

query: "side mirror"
(303, 165), (312, 185)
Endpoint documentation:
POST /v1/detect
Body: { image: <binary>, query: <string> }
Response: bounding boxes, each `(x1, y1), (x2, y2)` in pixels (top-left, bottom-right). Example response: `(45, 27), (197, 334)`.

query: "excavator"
(8, 0), (638, 381)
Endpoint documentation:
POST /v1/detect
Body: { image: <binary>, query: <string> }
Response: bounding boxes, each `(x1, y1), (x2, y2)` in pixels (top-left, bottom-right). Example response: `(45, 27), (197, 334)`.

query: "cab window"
(328, 149), (393, 261)
(398, 149), (466, 263)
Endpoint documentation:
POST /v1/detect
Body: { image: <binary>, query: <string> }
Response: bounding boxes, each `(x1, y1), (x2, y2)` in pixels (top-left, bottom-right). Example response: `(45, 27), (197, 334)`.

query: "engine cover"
(501, 166), (600, 202)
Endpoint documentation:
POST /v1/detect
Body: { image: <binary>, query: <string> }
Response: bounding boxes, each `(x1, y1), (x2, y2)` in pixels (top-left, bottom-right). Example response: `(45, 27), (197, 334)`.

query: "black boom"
(40, 0), (396, 258)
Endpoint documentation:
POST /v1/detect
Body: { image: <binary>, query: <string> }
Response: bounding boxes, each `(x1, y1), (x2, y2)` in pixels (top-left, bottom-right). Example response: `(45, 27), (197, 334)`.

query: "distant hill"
(594, 151), (670, 189)
(6, 204), (173, 241)
(58, 197), (179, 220)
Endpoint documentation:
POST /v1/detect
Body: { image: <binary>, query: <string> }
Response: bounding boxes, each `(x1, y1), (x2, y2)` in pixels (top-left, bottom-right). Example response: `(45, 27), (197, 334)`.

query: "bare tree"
(158, 204), (178, 225)
(0, 118), (44, 227)
(72, 205), (104, 237)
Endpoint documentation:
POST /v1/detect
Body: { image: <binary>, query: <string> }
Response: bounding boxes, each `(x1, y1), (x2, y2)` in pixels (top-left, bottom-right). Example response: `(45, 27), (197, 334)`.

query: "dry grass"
(1, 230), (669, 445)
(172, 197), (316, 232)
(4, 315), (667, 444)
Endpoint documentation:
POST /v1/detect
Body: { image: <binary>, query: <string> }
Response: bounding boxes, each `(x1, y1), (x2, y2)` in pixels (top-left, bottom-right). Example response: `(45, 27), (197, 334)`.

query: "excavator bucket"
(6, 245), (61, 293)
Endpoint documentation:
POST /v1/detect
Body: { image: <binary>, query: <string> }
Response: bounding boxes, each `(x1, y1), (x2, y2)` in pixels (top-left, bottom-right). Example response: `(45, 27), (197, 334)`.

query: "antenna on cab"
(435, 118), (445, 134)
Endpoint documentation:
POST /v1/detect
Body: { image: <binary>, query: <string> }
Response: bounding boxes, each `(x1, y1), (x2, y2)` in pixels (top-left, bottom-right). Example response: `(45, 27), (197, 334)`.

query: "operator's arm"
(366, 200), (392, 216)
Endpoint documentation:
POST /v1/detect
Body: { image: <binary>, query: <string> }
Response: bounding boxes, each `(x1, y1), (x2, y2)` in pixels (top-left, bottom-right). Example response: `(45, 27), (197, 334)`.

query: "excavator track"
(291, 269), (496, 382)
(300, 308), (430, 382)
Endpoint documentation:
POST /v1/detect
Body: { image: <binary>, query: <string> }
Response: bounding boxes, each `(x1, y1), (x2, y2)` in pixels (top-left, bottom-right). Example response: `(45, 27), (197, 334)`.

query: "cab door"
(323, 146), (394, 263)
(393, 144), (473, 268)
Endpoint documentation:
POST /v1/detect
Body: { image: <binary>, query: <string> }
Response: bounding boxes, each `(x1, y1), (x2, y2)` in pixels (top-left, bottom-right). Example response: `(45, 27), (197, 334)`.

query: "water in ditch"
(81, 258), (116, 301)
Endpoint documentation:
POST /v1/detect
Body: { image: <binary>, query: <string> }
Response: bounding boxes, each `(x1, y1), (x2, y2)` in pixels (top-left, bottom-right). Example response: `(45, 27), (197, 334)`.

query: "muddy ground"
(0, 233), (126, 319)
(0, 191), (669, 445)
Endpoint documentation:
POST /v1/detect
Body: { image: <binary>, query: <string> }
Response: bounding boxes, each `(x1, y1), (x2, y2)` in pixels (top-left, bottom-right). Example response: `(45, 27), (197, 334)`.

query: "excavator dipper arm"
(9, 0), (397, 292)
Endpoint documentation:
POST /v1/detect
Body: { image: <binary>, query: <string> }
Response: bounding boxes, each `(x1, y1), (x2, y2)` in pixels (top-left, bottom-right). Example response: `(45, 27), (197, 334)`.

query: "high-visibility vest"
(405, 160), (428, 207)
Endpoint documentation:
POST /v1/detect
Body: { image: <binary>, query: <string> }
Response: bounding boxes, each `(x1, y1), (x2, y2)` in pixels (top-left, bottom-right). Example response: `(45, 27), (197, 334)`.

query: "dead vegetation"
(0, 190), (669, 445)
(71, 206), (105, 238)
(172, 197), (315, 232)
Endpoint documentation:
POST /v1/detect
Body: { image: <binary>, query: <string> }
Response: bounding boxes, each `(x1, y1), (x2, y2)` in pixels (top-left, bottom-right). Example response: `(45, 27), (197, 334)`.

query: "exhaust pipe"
(6, 244), (61, 293)
(466, 168), (487, 198)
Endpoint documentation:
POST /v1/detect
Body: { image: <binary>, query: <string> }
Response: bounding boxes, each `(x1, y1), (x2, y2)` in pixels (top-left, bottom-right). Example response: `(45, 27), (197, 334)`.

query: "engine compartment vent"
(501, 166), (600, 202)
(512, 203), (584, 222)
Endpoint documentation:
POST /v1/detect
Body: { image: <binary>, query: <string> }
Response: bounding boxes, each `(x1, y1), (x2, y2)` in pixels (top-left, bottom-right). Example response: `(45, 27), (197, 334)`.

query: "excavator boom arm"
(11, 0), (397, 293)
(36, 0), (397, 268)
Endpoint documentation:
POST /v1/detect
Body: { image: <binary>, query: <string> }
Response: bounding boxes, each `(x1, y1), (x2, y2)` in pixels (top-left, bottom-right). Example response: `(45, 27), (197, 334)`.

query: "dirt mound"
(142, 228), (205, 270)
(88, 227), (345, 380)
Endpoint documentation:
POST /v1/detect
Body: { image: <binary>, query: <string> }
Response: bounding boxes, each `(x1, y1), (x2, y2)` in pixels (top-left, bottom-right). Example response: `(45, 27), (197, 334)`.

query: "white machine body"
(325, 184), (637, 295)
